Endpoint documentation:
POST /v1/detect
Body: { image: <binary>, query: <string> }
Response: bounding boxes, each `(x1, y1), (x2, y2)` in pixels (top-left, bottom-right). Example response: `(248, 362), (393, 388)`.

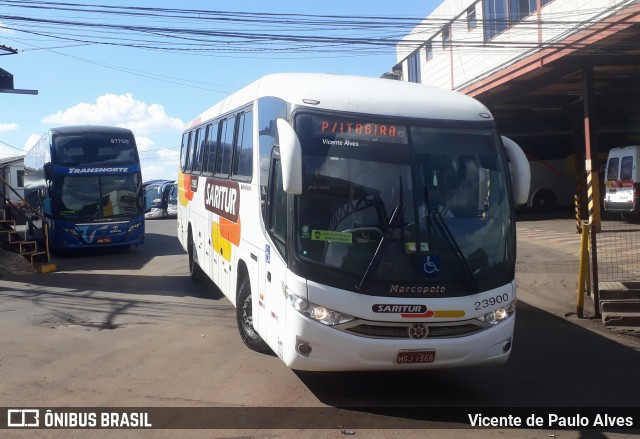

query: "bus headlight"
(476, 300), (516, 325)
(288, 294), (355, 326)
(61, 227), (80, 238)
(127, 222), (143, 233)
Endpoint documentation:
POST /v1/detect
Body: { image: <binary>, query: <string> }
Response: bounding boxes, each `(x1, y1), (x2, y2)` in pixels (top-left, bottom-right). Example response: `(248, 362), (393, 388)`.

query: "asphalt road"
(1, 217), (639, 439)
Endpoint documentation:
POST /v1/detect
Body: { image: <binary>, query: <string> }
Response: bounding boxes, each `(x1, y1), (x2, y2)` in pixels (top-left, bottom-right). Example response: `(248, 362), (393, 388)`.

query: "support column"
(583, 65), (601, 318)
(583, 66), (601, 233)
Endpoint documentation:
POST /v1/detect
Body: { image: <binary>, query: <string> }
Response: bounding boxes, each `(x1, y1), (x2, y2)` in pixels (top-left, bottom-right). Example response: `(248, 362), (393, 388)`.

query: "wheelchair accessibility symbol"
(422, 255), (441, 276)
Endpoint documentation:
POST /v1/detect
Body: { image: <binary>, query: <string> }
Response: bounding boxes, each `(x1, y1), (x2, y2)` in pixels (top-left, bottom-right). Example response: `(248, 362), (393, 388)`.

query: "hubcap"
(242, 295), (257, 338)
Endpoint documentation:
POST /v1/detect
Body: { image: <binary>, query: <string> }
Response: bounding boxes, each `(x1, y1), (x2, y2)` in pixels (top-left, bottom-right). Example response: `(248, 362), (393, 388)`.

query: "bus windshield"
(294, 114), (513, 290)
(55, 173), (142, 221)
(53, 133), (138, 166)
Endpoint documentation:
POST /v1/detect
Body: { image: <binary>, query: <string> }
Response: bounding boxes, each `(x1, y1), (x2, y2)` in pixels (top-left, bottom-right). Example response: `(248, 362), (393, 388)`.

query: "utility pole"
(0, 43), (38, 95)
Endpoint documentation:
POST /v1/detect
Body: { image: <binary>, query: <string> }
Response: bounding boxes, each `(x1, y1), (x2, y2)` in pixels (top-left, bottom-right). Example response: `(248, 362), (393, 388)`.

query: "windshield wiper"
(429, 208), (478, 291)
(355, 201), (404, 291)
(356, 176), (404, 291)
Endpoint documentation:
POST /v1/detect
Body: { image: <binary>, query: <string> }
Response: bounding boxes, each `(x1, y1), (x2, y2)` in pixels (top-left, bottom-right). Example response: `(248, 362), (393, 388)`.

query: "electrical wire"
(0, 0), (636, 56)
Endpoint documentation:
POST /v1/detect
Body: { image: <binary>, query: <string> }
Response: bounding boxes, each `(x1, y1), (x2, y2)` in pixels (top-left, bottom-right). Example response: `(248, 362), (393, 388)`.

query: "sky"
(0, 0), (439, 182)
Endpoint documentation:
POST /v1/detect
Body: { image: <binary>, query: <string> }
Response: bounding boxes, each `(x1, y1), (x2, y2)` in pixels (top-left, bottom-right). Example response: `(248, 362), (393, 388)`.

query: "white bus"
(177, 73), (530, 371)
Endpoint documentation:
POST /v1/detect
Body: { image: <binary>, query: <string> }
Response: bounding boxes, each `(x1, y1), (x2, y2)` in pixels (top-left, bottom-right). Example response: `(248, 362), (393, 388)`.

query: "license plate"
(397, 350), (436, 364)
(96, 237), (112, 244)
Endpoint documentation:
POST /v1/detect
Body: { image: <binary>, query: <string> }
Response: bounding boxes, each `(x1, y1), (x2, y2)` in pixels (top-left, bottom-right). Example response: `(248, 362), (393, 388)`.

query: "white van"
(603, 146), (640, 217)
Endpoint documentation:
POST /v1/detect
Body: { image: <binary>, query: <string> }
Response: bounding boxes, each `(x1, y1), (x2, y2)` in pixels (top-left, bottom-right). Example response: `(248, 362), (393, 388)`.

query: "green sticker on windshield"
(311, 230), (352, 243)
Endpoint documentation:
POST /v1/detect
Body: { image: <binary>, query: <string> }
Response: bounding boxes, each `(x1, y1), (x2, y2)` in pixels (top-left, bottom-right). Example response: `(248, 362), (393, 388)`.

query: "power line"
(0, 139), (26, 155)
(1, 1), (635, 56)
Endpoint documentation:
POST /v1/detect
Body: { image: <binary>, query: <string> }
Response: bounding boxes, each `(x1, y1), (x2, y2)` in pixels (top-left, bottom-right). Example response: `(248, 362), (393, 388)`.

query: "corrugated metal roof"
(0, 155), (24, 167)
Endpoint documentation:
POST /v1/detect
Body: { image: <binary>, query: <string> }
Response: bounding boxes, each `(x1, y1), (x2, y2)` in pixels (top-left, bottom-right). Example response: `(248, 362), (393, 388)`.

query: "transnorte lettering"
(69, 167), (128, 173)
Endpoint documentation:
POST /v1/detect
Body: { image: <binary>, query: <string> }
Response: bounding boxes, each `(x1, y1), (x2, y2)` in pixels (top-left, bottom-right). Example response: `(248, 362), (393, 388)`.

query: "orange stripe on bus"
(220, 216), (241, 246)
(433, 310), (466, 318)
(178, 171), (191, 206)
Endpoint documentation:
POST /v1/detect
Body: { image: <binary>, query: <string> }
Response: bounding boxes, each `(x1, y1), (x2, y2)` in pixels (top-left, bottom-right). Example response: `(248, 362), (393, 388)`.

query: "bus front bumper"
(279, 308), (514, 372)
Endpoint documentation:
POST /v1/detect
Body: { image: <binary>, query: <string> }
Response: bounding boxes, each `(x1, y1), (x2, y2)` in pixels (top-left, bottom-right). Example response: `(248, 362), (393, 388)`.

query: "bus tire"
(531, 190), (556, 213)
(236, 279), (271, 355)
(621, 212), (640, 223)
(188, 231), (205, 283)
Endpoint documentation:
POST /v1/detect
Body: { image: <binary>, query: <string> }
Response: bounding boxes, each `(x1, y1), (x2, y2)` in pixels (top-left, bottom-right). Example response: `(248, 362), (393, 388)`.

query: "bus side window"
(216, 117), (236, 177)
(203, 122), (220, 175)
(179, 132), (190, 172)
(190, 127), (204, 175)
(231, 110), (254, 181)
(182, 131), (194, 173)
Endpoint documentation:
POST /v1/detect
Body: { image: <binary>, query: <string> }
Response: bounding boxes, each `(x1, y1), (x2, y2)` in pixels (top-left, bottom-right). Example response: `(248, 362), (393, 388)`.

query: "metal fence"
(595, 214), (640, 282)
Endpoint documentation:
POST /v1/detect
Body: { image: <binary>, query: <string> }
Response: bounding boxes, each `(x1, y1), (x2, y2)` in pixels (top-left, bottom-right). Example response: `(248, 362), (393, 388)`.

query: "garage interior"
(462, 4), (640, 186)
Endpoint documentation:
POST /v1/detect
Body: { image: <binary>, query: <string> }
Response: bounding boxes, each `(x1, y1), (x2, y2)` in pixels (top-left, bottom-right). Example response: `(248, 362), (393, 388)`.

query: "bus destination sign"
(312, 116), (408, 145)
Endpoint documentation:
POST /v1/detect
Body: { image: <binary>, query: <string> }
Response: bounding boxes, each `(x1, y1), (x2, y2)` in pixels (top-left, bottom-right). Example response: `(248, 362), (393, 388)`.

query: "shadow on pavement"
(294, 301), (640, 411)
(48, 232), (184, 272)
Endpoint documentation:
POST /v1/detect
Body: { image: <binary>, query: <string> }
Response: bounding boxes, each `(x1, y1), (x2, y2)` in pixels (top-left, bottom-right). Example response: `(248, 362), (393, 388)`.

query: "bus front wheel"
(236, 279), (271, 355)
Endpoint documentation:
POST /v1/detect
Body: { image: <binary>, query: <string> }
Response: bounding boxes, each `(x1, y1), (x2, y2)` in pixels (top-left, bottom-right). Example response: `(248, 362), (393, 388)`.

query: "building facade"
(395, 0), (636, 90)
(0, 156), (25, 205)
(394, 0), (640, 214)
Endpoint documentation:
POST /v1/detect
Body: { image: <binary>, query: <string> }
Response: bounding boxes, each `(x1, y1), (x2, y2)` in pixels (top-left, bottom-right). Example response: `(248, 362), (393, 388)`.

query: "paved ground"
(1, 217), (639, 439)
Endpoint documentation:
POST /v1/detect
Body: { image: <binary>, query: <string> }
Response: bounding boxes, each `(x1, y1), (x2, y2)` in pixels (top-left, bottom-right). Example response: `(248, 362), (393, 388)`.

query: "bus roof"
(189, 73), (494, 129)
(50, 125), (135, 135)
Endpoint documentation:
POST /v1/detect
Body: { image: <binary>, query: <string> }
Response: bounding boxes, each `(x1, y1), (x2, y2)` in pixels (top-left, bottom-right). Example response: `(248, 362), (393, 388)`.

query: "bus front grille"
(341, 322), (484, 339)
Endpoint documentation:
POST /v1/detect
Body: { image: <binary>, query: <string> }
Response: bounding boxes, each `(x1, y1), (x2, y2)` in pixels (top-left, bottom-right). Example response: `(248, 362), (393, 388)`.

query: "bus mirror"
(502, 136), (530, 206)
(276, 118), (303, 195)
(44, 163), (52, 180)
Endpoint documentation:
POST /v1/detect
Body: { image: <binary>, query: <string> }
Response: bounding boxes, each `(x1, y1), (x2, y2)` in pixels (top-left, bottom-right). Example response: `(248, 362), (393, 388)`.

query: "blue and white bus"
(24, 126), (145, 251)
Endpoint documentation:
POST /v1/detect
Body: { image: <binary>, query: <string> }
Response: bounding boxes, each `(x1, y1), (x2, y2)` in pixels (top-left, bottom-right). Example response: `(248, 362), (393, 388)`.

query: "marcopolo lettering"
(389, 284), (446, 294)
(372, 304), (427, 313)
(69, 167), (129, 174)
(204, 177), (240, 222)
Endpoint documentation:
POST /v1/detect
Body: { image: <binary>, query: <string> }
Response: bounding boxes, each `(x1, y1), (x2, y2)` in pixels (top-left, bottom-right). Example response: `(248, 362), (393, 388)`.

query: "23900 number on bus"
(474, 293), (510, 310)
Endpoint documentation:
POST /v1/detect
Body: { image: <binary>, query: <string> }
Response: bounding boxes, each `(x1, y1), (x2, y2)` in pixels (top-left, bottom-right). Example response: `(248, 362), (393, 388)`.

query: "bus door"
(261, 156), (289, 351)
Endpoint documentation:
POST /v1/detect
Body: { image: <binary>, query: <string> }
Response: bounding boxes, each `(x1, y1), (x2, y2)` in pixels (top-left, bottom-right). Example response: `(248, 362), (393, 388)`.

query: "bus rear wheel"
(236, 279), (271, 355)
(188, 231), (205, 282)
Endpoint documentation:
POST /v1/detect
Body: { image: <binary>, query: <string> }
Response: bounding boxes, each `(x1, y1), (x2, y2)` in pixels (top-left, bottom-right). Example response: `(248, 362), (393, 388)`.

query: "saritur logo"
(204, 177), (240, 222)
(372, 304), (435, 318)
